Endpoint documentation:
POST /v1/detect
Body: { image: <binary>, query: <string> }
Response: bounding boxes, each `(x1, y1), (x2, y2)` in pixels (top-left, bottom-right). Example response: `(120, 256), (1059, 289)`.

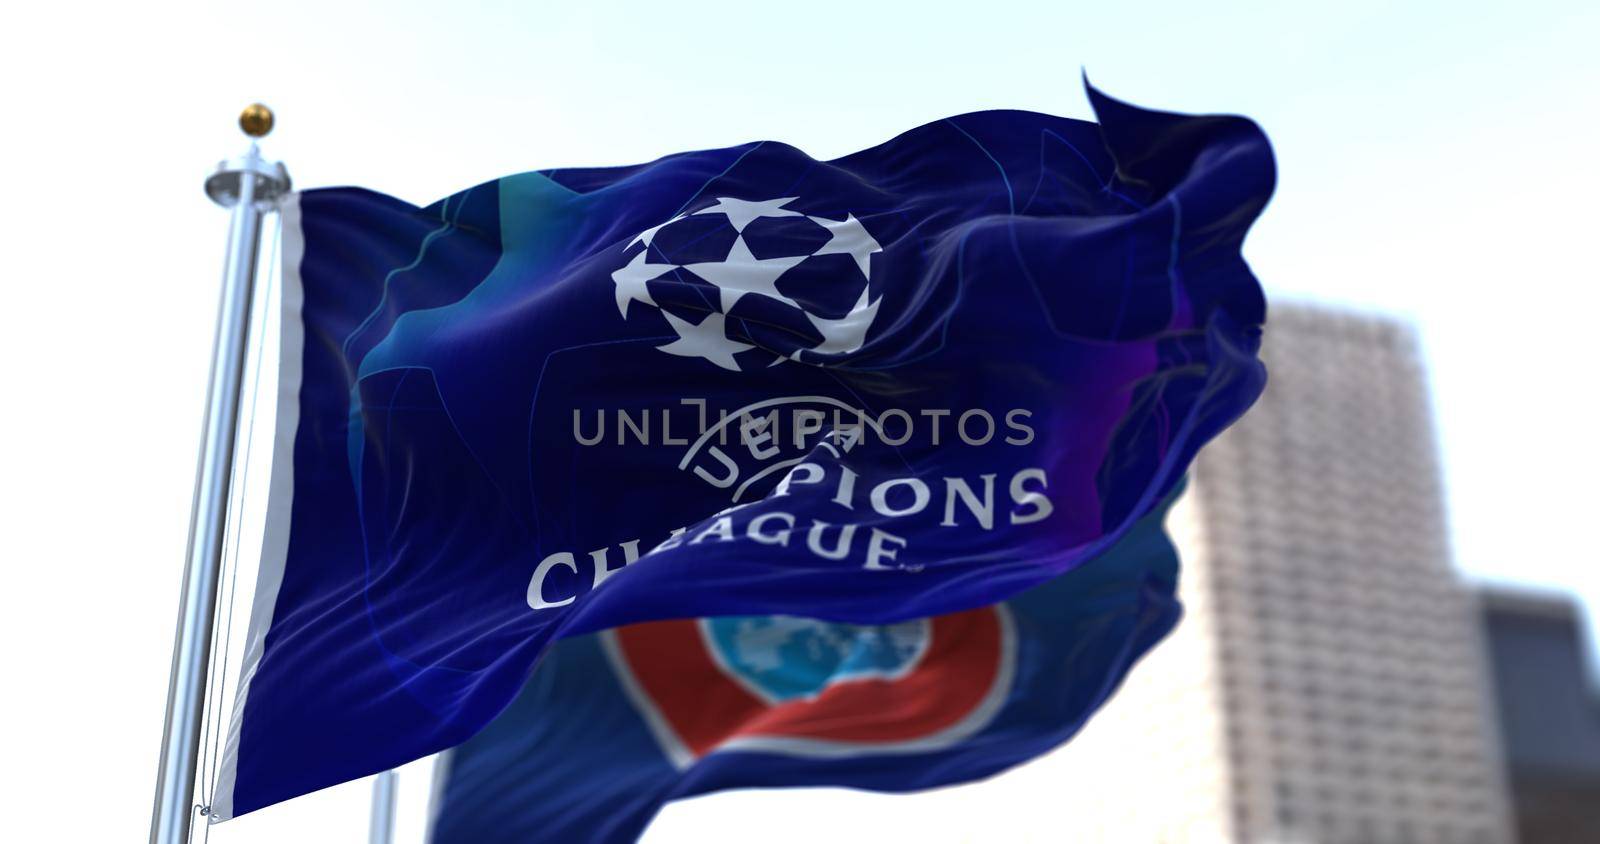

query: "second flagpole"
(369, 769), (399, 844)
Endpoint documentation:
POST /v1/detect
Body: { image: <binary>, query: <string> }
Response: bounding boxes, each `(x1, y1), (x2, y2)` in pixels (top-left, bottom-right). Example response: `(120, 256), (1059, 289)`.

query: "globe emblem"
(611, 197), (883, 371)
(702, 615), (931, 703)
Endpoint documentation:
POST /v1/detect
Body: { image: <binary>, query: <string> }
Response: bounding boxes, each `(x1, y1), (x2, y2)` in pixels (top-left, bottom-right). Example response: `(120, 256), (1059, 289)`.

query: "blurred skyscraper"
(1055, 304), (1516, 843)
(1478, 587), (1600, 843)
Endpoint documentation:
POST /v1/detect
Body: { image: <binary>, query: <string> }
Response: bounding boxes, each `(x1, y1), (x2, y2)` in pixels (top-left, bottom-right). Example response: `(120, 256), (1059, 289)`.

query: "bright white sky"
(2, 1), (1596, 841)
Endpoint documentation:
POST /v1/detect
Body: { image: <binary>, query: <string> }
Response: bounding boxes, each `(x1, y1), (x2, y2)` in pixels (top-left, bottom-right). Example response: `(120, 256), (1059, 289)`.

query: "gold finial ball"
(239, 103), (275, 138)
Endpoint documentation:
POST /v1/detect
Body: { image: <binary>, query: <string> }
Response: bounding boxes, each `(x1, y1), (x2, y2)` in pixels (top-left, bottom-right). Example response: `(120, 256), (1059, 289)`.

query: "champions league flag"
(431, 494), (1184, 843)
(212, 84), (1274, 819)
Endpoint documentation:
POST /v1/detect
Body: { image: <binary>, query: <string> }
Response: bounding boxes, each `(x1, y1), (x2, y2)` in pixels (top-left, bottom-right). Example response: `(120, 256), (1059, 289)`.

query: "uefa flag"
(213, 85), (1273, 818)
(430, 493), (1184, 843)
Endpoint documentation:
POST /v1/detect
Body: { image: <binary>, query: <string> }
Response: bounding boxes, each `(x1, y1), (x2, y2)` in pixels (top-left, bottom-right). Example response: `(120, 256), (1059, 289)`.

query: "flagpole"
(369, 770), (399, 844)
(149, 104), (290, 844)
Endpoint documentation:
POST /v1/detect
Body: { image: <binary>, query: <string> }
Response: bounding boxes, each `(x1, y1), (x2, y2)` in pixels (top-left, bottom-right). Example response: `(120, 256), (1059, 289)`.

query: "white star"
(802, 287), (881, 357)
(695, 196), (801, 233)
(611, 249), (677, 317)
(683, 236), (806, 311)
(656, 310), (753, 371)
(628, 213), (684, 250)
(809, 213), (881, 279)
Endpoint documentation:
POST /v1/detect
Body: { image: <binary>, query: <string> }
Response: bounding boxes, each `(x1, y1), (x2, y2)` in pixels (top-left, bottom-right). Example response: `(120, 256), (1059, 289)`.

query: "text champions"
(526, 462), (1053, 610)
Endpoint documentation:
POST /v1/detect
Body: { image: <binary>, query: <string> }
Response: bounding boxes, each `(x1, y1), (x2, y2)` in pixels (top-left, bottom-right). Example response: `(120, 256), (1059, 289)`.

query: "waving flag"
(214, 84), (1274, 819)
(430, 494), (1184, 843)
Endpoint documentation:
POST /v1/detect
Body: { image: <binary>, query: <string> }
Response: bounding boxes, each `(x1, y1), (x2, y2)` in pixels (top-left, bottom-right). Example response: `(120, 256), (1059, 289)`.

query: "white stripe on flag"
(211, 192), (306, 822)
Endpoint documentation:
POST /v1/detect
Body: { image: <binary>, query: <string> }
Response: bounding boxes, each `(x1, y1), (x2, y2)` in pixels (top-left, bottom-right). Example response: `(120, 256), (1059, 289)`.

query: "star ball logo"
(611, 197), (884, 370)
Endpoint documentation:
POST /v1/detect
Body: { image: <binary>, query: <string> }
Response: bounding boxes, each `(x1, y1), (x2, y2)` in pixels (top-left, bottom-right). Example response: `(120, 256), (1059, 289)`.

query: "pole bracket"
(205, 152), (291, 209)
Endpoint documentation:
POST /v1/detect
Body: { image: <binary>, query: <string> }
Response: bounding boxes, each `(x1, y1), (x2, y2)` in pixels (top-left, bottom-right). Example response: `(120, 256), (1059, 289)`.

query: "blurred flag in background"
(431, 494), (1185, 844)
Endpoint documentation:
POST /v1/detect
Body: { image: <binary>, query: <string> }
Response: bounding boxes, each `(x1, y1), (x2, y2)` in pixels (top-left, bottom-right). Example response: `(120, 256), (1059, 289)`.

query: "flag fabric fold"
(214, 84), (1274, 819)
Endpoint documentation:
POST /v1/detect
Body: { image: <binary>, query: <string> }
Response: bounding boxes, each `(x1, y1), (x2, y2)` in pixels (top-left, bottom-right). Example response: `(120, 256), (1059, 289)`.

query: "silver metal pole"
(369, 770), (399, 844)
(149, 105), (290, 844)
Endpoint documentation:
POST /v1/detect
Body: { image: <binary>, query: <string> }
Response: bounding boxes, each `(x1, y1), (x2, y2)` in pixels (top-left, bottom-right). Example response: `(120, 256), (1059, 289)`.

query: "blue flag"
(214, 84), (1273, 819)
(430, 493), (1184, 843)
